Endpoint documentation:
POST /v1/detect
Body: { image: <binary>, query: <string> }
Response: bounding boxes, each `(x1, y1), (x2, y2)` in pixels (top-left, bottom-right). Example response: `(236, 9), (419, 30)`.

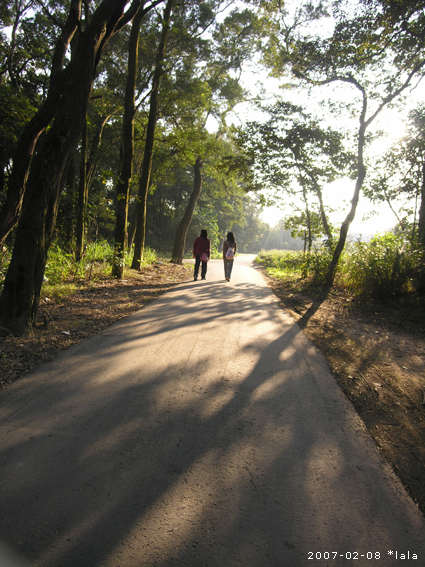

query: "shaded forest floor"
(0, 262), (192, 388)
(1, 260), (425, 517)
(266, 272), (425, 517)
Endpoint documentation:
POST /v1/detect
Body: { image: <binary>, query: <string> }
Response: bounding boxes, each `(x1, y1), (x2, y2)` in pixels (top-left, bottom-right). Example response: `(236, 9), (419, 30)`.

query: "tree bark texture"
(0, 0), (149, 334)
(132, 0), (174, 271)
(0, 0), (83, 247)
(417, 158), (425, 248)
(325, 122), (367, 290)
(171, 157), (204, 265)
(112, 10), (144, 278)
(75, 118), (88, 262)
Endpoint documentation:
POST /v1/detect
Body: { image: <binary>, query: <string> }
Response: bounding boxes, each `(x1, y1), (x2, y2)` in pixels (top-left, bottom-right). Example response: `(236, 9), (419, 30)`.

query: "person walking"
(223, 232), (237, 281)
(193, 229), (211, 281)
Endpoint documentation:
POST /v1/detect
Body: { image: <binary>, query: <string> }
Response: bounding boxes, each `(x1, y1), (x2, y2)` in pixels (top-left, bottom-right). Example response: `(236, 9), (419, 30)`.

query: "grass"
(1, 240), (163, 302)
(256, 236), (424, 302)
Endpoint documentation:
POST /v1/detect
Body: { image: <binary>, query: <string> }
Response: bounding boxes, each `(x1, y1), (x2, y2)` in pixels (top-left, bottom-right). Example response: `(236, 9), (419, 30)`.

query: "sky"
(256, 182), (393, 236)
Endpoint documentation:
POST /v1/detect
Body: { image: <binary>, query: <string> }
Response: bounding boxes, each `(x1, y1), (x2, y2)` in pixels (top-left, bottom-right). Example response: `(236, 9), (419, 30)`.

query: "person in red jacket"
(192, 229), (211, 281)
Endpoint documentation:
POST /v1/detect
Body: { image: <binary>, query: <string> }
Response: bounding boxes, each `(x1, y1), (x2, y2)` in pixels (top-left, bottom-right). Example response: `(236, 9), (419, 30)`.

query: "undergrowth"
(256, 233), (424, 304)
(1, 240), (160, 299)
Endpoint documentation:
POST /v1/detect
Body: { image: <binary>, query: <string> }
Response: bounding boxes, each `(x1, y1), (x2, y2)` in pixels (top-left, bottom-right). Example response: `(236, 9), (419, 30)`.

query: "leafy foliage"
(257, 232), (422, 300)
(342, 233), (421, 300)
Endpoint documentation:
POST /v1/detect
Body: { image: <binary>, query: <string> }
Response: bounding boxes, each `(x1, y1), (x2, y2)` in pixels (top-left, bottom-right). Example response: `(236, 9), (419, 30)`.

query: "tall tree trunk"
(75, 117), (88, 262)
(0, 0), (82, 247)
(0, 0), (149, 335)
(75, 114), (109, 260)
(325, 120), (367, 290)
(65, 153), (77, 245)
(171, 157), (203, 264)
(300, 176), (312, 252)
(417, 158), (425, 248)
(86, 115), (110, 191)
(132, 0), (174, 270)
(127, 205), (138, 252)
(112, 10), (144, 278)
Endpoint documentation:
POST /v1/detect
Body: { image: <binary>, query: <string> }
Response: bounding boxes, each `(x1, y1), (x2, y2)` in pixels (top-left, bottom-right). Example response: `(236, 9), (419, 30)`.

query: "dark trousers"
(194, 255), (207, 278)
(224, 258), (234, 279)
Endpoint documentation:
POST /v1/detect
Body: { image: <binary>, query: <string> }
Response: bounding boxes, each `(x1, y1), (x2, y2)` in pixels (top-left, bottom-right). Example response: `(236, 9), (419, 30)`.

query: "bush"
(138, 247), (157, 266)
(256, 249), (333, 284)
(342, 233), (420, 300)
(301, 249), (333, 284)
(44, 240), (116, 283)
(0, 245), (12, 289)
(256, 234), (422, 302)
(44, 244), (75, 284)
(256, 250), (305, 277)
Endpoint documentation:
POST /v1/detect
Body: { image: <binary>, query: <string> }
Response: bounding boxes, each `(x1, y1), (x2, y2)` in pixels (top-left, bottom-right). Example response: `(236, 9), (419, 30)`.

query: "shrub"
(256, 249), (334, 284)
(301, 249), (334, 284)
(44, 244), (75, 284)
(343, 233), (420, 300)
(256, 250), (305, 277)
(138, 247), (157, 266)
(0, 245), (12, 289)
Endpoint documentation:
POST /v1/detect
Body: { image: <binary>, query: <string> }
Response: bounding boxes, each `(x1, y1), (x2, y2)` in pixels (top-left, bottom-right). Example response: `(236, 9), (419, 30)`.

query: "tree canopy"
(1, 0), (425, 332)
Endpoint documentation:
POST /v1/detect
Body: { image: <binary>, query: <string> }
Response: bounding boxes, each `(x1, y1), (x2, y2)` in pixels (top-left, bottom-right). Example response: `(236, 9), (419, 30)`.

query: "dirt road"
(0, 255), (424, 566)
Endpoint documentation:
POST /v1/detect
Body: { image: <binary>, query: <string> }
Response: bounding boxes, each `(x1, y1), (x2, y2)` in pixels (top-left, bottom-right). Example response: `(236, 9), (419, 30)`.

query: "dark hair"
(226, 231), (235, 243)
(200, 229), (208, 238)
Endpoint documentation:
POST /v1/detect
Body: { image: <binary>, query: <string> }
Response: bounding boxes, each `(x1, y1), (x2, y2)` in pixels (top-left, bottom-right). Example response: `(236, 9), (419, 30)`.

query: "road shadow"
(0, 280), (423, 566)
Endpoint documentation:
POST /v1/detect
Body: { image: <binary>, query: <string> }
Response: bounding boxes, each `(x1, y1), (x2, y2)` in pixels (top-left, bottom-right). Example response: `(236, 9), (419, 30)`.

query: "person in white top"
(222, 232), (237, 281)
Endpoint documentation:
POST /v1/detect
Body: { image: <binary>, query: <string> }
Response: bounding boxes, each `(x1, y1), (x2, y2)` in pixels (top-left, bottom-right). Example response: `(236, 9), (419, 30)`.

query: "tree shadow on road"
(0, 282), (422, 567)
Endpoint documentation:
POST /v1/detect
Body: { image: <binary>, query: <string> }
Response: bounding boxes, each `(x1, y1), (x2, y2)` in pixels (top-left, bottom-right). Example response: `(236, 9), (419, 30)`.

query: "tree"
(112, 9), (146, 278)
(229, 196), (269, 253)
(259, 0), (425, 289)
(236, 101), (352, 248)
(0, 0), (166, 335)
(131, 0), (175, 271)
(170, 156), (203, 263)
(166, 5), (262, 263)
(0, 0), (82, 246)
(364, 105), (425, 244)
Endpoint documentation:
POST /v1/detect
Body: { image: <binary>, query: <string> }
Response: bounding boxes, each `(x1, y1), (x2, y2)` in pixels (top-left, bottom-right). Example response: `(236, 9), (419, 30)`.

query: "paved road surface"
(0, 255), (424, 567)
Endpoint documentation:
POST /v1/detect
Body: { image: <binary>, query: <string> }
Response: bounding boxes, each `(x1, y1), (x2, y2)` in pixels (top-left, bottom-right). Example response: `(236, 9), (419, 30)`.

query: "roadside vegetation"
(256, 232), (424, 314)
(1, 240), (160, 304)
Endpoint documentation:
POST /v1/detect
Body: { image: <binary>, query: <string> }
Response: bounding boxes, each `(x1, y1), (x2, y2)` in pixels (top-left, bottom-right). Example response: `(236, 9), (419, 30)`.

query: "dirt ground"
(1, 261), (425, 518)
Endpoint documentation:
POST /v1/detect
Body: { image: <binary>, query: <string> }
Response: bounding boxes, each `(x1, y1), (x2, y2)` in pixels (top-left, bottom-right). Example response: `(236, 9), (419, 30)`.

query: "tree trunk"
(112, 10), (144, 278)
(87, 115), (110, 191)
(0, 0), (82, 247)
(64, 153), (77, 246)
(75, 117), (88, 262)
(417, 158), (425, 248)
(298, 171), (312, 252)
(171, 157), (203, 264)
(132, 0), (174, 270)
(127, 205), (138, 252)
(0, 0), (147, 335)
(310, 176), (333, 247)
(325, 121), (367, 290)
